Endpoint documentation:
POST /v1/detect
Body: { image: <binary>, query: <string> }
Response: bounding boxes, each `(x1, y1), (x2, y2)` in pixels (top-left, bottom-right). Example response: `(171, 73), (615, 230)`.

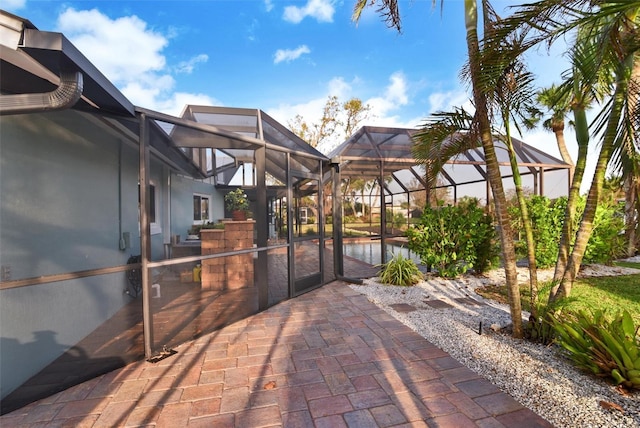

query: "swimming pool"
(342, 241), (422, 266)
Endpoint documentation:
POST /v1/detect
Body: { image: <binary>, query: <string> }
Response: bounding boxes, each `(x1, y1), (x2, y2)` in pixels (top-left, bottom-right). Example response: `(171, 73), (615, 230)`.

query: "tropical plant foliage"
(498, 0), (640, 302)
(224, 188), (249, 212)
(508, 195), (566, 269)
(353, 0), (525, 337)
(551, 309), (640, 390)
(508, 195), (626, 267)
(377, 252), (423, 286)
(582, 198), (626, 264)
(407, 198), (499, 278)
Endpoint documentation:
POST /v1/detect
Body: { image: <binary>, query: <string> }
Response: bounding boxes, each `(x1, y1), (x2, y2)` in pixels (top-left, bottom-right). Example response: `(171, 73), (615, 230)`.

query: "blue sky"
(5, 0), (575, 161)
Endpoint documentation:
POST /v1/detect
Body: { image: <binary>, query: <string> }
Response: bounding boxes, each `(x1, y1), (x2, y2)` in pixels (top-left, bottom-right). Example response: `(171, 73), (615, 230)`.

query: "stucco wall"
(170, 174), (224, 241)
(0, 110), (163, 399)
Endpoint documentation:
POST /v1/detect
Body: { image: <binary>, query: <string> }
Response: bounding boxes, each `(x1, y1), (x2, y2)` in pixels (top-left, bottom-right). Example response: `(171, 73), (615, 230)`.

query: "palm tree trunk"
(555, 129), (574, 164)
(556, 56), (634, 298)
(504, 116), (538, 318)
(624, 60), (640, 257)
(466, 0), (522, 337)
(551, 98), (590, 288)
(635, 179), (640, 251)
(625, 174), (638, 257)
(554, 129), (574, 180)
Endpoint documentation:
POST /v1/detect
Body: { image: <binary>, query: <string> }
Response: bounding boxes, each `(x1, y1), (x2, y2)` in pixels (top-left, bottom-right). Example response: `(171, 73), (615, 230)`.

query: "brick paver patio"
(1, 281), (552, 427)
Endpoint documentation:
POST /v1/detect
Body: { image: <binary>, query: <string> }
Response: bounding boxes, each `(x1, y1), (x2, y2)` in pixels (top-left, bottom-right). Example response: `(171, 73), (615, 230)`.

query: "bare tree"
(288, 95), (372, 152)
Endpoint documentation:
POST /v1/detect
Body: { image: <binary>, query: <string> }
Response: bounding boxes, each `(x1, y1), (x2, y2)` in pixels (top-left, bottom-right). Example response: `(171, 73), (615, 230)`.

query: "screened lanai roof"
(328, 126), (572, 198)
(172, 105), (328, 185)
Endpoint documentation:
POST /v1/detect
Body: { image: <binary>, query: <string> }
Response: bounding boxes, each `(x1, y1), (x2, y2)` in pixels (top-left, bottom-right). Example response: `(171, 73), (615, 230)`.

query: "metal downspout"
(0, 71), (83, 115)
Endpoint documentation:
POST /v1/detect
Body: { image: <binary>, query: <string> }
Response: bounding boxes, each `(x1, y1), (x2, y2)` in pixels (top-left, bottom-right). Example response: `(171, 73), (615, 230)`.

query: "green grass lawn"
(476, 261), (640, 322)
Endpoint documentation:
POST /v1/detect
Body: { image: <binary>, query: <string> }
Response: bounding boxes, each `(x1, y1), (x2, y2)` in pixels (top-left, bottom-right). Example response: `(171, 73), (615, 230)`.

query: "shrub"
(189, 221), (224, 236)
(509, 195), (626, 267)
(385, 210), (407, 230)
(582, 199), (625, 264)
(377, 252), (422, 286)
(344, 215), (358, 224)
(407, 198), (499, 278)
(551, 309), (640, 390)
(508, 195), (566, 269)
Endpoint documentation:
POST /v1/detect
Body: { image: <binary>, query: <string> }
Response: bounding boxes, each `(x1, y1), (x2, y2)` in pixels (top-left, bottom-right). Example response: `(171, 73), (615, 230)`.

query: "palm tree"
(484, 26), (542, 318)
(559, 5), (638, 299)
(537, 85), (575, 172)
(551, 59), (599, 288)
(354, 0), (524, 337)
(413, 18), (544, 318)
(612, 61), (640, 257)
(498, 0), (640, 300)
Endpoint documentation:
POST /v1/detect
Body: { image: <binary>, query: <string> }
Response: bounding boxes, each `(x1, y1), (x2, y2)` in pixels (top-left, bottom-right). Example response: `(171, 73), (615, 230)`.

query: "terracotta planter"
(231, 210), (247, 221)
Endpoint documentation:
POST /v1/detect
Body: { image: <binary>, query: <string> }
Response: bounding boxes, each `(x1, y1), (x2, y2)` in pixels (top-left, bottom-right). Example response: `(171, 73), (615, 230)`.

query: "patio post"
(255, 145), (268, 309)
(332, 162), (344, 277)
(379, 160), (386, 264)
(138, 112), (154, 359)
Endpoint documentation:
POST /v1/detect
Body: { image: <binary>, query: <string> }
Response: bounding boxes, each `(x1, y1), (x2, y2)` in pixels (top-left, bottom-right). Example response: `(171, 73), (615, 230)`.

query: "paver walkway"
(1, 282), (552, 427)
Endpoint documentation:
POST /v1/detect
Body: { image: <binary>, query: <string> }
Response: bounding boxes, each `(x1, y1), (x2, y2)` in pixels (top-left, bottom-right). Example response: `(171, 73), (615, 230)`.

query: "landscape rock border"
(350, 260), (640, 427)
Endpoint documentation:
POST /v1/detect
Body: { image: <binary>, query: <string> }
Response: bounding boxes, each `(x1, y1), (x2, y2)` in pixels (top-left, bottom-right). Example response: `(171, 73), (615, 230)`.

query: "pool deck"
(1, 281), (552, 427)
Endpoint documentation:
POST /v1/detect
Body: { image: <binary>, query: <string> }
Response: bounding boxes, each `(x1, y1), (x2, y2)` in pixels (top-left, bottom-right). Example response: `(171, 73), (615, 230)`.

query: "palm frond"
(352, 0), (402, 31)
(412, 108), (478, 186)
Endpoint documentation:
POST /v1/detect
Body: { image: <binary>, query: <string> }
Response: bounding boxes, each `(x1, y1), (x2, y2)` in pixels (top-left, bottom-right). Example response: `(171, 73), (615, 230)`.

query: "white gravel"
(350, 261), (640, 428)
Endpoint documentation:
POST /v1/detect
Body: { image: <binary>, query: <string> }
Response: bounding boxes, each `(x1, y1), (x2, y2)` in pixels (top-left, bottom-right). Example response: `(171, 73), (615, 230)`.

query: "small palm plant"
(377, 252), (422, 287)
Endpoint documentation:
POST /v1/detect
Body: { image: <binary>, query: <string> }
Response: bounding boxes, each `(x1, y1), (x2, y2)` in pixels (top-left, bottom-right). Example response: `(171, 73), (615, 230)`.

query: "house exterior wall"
(170, 174), (224, 241)
(0, 110), (164, 399)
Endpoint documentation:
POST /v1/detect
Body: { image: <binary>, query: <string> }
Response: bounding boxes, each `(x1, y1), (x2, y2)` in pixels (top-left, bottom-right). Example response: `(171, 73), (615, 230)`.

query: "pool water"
(343, 241), (422, 266)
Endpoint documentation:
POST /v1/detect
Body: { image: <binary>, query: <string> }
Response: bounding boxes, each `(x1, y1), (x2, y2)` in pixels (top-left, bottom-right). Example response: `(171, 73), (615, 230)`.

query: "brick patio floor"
(0, 281), (552, 427)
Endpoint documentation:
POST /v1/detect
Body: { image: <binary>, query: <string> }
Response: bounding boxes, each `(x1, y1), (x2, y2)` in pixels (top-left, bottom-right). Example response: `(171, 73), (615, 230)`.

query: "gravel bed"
(350, 263), (640, 428)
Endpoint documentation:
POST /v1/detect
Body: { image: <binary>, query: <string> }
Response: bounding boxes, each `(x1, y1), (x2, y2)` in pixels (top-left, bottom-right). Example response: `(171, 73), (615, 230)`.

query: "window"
(193, 194), (210, 222)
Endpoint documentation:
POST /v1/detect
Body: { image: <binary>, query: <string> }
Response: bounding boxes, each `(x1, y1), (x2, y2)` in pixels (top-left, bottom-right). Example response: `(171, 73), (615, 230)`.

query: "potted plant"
(225, 188), (249, 220)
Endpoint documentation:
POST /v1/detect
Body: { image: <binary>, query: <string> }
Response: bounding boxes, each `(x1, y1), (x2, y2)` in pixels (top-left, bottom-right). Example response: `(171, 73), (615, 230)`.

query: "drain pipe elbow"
(0, 70), (84, 115)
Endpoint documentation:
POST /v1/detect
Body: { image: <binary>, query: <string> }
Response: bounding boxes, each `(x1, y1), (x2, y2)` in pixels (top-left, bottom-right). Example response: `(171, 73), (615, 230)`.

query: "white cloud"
(428, 89), (472, 113)
(266, 77), (355, 152)
(57, 8), (167, 82)
(158, 92), (221, 118)
(265, 0), (275, 12)
(54, 8), (211, 115)
(245, 18), (260, 42)
(364, 72), (410, 123)
(2, 0), (26, 10)
(326, 77), (351, 99)
(267, 96), (330, 133)
(274, 45), (311, 64)
(175, 54), (209, 74)
(283, 0), (335, 24)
